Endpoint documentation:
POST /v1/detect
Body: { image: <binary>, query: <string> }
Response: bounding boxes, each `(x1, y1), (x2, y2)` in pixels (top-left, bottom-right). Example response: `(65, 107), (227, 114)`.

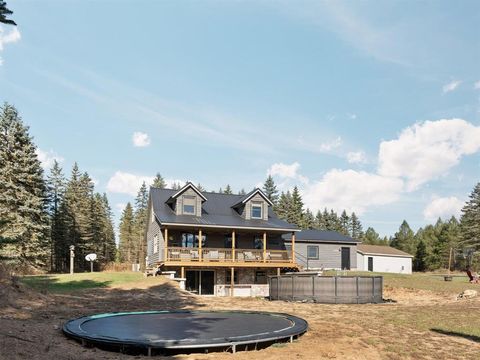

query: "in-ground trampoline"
(63, 310), (308, 355)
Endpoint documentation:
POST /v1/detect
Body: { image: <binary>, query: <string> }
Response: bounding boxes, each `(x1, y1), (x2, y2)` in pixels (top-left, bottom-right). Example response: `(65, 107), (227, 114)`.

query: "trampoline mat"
(63, 310), (308, 349)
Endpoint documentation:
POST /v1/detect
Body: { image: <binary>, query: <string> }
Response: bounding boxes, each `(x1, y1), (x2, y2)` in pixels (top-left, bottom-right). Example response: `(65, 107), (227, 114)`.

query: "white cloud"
(35, 148), (64, 170)
(378, 119), (480, 191)
(346, 151), (367, 164)
(115, 202), (127, 213)
(0, 26), (21, 65)
(442, 80), (461, 93)
(107, 171), (154, 196)
(474, 80), (480, 90)
(348, 113), (357, 120)
(423, 196), (464, 222)
(303, 169), (404, 215)
(132, 131), (151, 147)
(268, 162), (301, 178)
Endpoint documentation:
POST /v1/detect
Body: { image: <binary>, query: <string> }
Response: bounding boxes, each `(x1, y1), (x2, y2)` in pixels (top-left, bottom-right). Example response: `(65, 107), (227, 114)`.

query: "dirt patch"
(1, 278), (480, 360)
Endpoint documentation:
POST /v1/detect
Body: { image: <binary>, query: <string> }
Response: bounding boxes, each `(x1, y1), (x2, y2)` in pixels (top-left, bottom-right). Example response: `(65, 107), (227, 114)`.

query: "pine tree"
(263, 175), (279, 205)
(171, 182), (182, 190)
(302, 209), (315, 229)
(133, 182), (149, 268)
(391, 220), (416, 255)
(275, 191), (292, 221)
(325, 209), (340, 231)
(414, 240), (427, 271)
(238, 189), (246, 195)
(289, 187), (304, 227)
(350, 212), (363, 239)
(314, 210), (326, 230)
(224, 185), (233, 194)
(0, 103), (49, 266)
(339, 210), (350, 236)
(118, 203), (135, 263)
(0, 1), (16, 25)
(362, 227), (381, 245)
(152, 173), (166, 188)
(460, 182), (480, 249)
(196, 183), (205, 192)
(46, 160), (66, 271)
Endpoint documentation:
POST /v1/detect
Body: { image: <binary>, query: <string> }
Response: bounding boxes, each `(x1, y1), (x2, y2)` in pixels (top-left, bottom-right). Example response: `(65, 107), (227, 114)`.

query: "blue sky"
(1, 1), (479, 237)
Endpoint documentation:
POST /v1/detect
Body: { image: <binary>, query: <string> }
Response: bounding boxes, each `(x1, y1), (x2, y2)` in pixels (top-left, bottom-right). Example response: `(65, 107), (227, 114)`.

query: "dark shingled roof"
(150, 188), (298, 231)
(357, 244), (413, 257)
(282, 229), (360, 243)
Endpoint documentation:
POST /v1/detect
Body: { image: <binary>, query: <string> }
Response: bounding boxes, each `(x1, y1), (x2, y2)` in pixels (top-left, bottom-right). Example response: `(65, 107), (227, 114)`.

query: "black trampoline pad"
(63, 310), (308, 350)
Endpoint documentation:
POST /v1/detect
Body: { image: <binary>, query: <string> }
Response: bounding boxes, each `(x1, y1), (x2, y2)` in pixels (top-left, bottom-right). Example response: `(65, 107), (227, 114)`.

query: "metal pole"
(69, 245), (75, 275)
(90, 261), (93, 273)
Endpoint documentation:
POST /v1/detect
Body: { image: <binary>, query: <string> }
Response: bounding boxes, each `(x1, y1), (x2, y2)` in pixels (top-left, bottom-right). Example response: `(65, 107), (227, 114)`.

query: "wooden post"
(263, 232), (267, 263)
(277, 267), (280, 276)
(164, 227), (168, 262)
(69, 245), (75, 275)
(181, 266), (185, 278)
(198, 229), (202, 261)
(230, 267), (235, 296)
(232, 230), (236, 262)
(291, 232), (296, 263)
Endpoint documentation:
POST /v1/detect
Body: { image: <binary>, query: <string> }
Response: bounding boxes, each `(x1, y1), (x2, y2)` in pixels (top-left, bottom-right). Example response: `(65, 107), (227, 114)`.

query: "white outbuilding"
(356, 244), (413, 274)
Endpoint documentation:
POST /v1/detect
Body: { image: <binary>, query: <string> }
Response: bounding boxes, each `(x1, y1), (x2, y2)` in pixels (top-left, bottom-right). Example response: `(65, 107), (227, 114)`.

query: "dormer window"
(182, 195), (196, 215)
(251, 201), (263, 219)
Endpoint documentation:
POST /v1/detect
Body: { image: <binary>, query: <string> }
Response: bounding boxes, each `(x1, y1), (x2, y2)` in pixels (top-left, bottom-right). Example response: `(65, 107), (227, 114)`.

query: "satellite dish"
(85, 253), (97, 262)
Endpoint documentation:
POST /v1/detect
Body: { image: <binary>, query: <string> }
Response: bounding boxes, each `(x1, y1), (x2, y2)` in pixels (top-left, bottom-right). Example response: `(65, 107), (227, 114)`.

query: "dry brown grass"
(1, 274), (480, 360)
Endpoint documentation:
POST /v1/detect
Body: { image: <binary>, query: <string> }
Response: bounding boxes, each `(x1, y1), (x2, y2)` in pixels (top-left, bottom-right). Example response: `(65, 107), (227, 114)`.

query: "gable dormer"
(232, 188), (273, 221)
(166, 182), (207, 217)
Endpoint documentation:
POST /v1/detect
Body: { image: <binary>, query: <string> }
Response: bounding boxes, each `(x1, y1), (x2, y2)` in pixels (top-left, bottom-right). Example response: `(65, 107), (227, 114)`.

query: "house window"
(182, 195), (196, 215)
(153, 234), (159, 253)
(251, 201), (262, 219)
(253, 235), (263, 249)
(182, 233), (206, 248)
(226, 269), (239, 284)
(254, 270), (267, 284)
(307, 245), (319, 260)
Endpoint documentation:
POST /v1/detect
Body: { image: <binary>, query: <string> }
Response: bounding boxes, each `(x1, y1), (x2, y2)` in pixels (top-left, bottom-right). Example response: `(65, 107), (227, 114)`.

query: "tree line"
(0, 103), (116, 272)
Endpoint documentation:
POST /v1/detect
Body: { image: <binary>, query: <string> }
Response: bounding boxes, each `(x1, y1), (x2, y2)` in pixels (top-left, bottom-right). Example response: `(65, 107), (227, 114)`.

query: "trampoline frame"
(63, 310), (308, 354)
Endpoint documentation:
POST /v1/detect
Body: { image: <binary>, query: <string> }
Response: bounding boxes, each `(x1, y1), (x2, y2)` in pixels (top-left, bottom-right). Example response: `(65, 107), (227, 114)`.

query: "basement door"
(185, 270), (215, 295)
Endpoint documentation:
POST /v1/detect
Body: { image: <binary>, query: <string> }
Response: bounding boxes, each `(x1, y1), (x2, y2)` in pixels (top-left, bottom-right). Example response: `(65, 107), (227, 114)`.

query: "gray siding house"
(282, 230), (360, 270)
(145, 183), (299, 296)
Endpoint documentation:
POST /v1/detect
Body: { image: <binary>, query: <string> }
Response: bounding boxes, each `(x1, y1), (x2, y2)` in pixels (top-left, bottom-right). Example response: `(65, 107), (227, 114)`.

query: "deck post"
(198, 229), (202, 261)
(232, 230), (236, 262)
(181, 266), (185, 278)
(263, 231), (267, 263)
(164, 227), (168, 262)
(230, 267), (235, 297)
(291, 232), (296, 263)
(277, 267), (280, 276)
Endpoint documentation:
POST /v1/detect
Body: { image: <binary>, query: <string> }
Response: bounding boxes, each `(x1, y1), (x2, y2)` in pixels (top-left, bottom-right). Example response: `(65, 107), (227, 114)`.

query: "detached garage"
(357, 244), (413, 274)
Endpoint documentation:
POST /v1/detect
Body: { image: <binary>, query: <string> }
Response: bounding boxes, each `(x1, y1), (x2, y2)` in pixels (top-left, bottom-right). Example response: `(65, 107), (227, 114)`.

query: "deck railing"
(166, 247), (292, 264)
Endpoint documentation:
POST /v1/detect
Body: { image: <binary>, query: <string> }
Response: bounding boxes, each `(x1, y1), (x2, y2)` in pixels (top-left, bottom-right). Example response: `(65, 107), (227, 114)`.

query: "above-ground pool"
(269, 275), (383, 304)
(63, 310), (308, 355)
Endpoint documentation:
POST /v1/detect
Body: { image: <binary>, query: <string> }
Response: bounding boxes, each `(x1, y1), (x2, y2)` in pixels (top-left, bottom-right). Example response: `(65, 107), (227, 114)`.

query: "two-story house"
(145, 183), (299, 296)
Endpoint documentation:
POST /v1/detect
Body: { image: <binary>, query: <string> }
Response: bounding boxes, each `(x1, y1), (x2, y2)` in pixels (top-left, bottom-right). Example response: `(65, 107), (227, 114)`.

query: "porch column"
(181, 266), (185, 278)
(263, 231), (267, 263)
(198, 229), (202, 261)
(230, 267), (235, 296)
(232, 230), (236, 262)
(164, 227), (168, 262)
(291, 231), (296, 263)
(277, 267), (281, 276)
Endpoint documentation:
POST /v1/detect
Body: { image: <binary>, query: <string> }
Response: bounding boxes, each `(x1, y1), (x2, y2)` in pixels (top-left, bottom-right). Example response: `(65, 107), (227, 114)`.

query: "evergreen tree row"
(0, 103), (116, 272)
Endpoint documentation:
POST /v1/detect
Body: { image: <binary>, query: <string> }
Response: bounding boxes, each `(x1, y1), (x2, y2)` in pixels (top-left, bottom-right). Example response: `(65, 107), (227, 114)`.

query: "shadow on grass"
(431, 328), (480, 343)
(21, 276), (112, 293)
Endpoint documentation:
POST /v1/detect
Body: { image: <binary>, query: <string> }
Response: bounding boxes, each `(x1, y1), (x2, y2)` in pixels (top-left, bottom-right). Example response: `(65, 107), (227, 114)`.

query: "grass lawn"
(21, 271), (145, 293)
(325, 270), (473, 294)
